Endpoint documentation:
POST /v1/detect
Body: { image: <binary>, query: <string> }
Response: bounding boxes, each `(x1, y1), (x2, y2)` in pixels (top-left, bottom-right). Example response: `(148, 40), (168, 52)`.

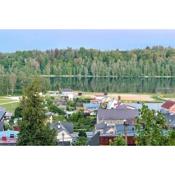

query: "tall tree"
(17, 78), (57, 145)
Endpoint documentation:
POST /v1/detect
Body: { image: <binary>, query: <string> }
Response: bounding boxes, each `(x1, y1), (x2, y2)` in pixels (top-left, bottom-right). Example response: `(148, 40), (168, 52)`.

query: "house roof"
(0, 107), (6, 121)
(0, 121), (3, 131)
(96, 122), (136, 137)
(83, 103), (100, 110)
(4, 112), (13, 118)
(165, 113), (175, 127)
(87, 132), (100, 146)
(161, 100), (175, 109)
(51, 122), (74, 134)
(95, 122), (107, 130)
(169, 105), (175, 114)
(97, 108), (139, 121)
(62, 88), (73, 92)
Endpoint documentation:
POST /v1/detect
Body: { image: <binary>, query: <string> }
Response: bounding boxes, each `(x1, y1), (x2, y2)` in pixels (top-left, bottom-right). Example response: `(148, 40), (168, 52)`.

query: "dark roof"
(87, 132), (100, 146)
(164, 113), (175, 127)
(51, 122), (73, 133)
(95, 122), (107, 130)
(97, 108), (139, 121)
(0, 121), (3, 131)
(0, 107), (6, 122)
(161, 100), (175, 109)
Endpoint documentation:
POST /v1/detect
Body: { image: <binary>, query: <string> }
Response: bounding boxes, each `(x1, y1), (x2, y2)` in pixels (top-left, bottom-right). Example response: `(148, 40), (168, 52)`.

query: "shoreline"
(40, 75), (175, 78)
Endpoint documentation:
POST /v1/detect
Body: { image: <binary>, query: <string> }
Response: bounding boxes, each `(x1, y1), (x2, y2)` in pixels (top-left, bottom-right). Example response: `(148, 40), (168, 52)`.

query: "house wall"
(62, 92), (75, 100)
(98, 119), (135, 125)
(57, 130), (73, 142)
(99, 136), (115, 145)
(99, 136), (135, 145)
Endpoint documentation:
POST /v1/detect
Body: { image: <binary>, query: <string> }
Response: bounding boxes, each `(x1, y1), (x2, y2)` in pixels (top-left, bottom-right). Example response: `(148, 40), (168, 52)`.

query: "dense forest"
(0, 46), (175, 77)
(1, 46), (175, 95)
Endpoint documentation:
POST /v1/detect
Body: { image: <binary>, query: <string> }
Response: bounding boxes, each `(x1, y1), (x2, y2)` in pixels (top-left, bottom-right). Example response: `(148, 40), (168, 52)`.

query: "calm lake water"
(1, 77), (175, 95)
(49, 77), (175, 93)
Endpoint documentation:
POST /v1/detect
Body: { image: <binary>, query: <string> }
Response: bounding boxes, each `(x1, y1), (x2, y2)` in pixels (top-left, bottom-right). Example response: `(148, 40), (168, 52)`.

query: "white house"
(51, 121), (74, 145)
(60, 88), (77, 101)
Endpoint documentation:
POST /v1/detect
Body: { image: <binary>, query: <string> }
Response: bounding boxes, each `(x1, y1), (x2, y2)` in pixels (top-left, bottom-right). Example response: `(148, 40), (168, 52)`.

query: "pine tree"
(17, 78), (57, 145)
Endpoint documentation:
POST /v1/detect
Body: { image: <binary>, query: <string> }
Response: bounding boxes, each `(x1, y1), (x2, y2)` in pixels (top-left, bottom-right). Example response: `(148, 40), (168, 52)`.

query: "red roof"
(169, 105), (175, 114)
(161, 100), (175, 109)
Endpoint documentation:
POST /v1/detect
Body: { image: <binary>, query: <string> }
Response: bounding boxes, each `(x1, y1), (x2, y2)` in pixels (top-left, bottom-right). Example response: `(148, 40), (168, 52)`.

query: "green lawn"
(0, 96), (19, 113)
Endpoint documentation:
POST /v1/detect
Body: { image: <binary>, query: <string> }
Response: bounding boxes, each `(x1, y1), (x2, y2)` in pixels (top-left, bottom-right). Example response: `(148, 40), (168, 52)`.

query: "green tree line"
(1, 46), (175, 77)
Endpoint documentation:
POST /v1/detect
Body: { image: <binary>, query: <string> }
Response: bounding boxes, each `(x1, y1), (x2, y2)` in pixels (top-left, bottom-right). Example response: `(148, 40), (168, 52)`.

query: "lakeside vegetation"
(1, 46), (175, 78)
(0, 46), (175, 96)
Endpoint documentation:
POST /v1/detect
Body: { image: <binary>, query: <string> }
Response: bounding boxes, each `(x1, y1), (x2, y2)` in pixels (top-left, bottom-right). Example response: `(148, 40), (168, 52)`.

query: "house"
(106, 96), (122, 109)
(0, 130), (19, 145)
(164, 113), (175, 128)
(51, 121), (74, 145)
(70, 131), (100, 146)
(93, 94), (110, 104)
(87, 131), (100, 146)
(161, 100), (175, 114)
(4, 112), (13, 121)
(83, 103), (100, 115)
(60, 88), (77, 101)
(96, 105), (139, 125)
(95, 122), (136, 145)
(0, 107), (6, 131)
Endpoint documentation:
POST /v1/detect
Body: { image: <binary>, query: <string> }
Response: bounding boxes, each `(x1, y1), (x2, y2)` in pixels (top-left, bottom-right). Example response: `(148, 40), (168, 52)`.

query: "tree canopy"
(0, 46), (175, 78)
(109, 135), (126, 146)
(17, 78), (57, 145)
(135, 105), (175, 146)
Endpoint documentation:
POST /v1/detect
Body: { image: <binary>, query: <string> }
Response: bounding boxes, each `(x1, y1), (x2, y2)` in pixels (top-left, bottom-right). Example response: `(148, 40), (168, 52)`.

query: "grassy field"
(0, 96), (19, 113)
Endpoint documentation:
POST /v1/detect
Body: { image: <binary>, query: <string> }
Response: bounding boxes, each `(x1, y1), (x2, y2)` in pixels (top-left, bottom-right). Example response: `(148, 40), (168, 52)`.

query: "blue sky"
(0, 30), (175, 52)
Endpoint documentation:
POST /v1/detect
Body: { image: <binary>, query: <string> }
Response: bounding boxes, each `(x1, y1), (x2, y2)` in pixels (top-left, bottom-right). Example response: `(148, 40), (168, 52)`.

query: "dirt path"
(80, 92), (155, 102)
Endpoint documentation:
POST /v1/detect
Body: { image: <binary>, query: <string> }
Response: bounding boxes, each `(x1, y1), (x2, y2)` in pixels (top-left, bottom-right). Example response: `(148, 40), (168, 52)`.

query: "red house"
(99, 135), (136, 145)
(161, 100), (175, 114)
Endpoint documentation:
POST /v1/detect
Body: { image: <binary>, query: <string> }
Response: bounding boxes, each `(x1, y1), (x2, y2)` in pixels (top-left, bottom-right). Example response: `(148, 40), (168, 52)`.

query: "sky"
(0, 30), (175, 52)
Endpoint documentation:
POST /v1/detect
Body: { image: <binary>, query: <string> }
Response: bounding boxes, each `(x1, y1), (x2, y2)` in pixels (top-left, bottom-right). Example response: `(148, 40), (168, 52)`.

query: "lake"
(49, 77), (175, 93)
(1, 77), (175, 95)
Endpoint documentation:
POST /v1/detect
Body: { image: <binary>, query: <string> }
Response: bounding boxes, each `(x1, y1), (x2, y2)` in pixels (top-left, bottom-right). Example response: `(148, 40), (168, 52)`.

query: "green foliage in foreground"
(17, 78), (57, 145)
(110, 135), (127, 146)
(75, 131), (87, 146)
(75, 137), (87, 146)
(136, 105), (175, 146)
